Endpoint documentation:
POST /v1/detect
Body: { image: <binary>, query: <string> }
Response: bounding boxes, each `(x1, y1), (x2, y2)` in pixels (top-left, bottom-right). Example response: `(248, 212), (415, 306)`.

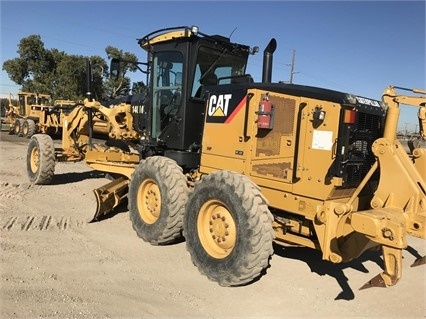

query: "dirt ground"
(0, 125), (425, 319)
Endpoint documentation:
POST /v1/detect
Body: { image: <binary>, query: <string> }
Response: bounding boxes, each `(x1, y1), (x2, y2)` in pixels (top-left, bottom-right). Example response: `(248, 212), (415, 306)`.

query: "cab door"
(151, 51), (184, 141)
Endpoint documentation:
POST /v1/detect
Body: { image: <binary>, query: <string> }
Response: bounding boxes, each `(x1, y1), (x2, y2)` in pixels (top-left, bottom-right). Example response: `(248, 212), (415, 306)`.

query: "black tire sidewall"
(128, 158), (186, 245)
(26, 137), (40, 182)
(14, 119), (23, 136)
(26, 134), (55, 184)
(184, 178), (253, 280)
(22, 121), (28, 136)
(26, 119), (36, 138)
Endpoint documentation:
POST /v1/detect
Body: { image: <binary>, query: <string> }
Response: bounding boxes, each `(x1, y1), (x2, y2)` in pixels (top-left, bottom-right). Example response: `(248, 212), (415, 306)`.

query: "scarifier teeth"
(359, 273), (387, 290)
(411, 255), (426, 267)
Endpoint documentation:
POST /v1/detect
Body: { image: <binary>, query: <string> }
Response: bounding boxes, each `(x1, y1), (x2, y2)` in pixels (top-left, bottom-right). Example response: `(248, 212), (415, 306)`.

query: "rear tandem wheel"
(13, 118), (25, 136)
(22, 119), (36, 138)
(183, 170), (275, 287)
(26, 134), (56, 184)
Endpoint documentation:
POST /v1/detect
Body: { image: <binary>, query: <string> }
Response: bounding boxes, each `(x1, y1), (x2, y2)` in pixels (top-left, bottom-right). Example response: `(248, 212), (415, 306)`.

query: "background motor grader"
(26, 26), (425, 289)
(4, 91), (110, 138)
(5, 92), (73, 137)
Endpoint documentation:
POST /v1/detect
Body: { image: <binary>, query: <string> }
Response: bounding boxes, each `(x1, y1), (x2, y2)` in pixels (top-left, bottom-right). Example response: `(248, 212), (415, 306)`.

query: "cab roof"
(137, 25), (250, 53)
(138, 26), (197, 49)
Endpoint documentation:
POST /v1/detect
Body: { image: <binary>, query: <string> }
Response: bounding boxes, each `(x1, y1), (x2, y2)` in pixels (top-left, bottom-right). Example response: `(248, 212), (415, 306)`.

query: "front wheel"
(27, 134), (56, 184)
(128, 156), (189, 245)
(183, 170), (275, 287)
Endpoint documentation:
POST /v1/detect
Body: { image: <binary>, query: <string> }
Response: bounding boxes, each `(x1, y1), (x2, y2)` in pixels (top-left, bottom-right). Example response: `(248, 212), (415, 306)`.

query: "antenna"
(229, 27), (237, 39)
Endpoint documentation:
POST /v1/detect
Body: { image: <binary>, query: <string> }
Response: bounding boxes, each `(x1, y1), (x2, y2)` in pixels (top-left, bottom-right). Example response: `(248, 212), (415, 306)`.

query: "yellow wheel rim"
(30, 146), (39, 174)
(197, 199), (236, 259)
(14, 122), (20, 134)
(137, 178), (161, 224)
(22, 123), (28, 136)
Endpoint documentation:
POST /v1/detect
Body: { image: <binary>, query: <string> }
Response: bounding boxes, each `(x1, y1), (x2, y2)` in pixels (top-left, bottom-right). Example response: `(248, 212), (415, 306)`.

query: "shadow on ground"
(273, 243), (423, 301)
(50, 170), (108, 185)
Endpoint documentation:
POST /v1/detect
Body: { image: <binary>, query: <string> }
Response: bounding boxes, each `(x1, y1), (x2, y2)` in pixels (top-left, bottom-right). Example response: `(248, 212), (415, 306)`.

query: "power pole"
(289, 49), (297, 84)
(281, 49), (298, 84)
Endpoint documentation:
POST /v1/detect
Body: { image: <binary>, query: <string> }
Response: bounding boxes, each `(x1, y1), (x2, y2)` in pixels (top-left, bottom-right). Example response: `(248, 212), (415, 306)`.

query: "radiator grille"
(343, 111), (383, 187)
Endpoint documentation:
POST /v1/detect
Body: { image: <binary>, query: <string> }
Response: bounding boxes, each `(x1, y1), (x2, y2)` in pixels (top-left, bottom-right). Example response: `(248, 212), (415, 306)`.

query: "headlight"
(345, 94), (357, 104)
(191, 26), (199, 36)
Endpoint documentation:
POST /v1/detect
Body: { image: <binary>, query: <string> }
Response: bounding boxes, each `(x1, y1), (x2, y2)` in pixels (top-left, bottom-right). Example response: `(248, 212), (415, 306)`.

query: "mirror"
(110, 58), (120, 79)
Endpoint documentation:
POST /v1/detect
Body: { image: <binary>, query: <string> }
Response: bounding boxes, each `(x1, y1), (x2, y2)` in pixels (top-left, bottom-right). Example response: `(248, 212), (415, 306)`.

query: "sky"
(0, 0), (425, 132)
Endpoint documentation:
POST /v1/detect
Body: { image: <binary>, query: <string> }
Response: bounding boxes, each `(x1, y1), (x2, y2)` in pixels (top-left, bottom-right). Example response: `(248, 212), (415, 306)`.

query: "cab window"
(191, 46), (247, 99)
(151, 51), (183, 138)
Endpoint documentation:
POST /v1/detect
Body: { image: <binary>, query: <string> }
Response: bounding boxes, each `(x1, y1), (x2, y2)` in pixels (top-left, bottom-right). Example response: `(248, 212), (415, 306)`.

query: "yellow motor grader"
(5, 91), (110, 138)
(26, 25), (425, 289)
(5, 92), (72, 137)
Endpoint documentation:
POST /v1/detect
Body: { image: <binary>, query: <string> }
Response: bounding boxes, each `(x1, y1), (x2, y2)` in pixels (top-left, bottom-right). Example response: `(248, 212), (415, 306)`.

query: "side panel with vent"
(250, 90), (345, 202)
(251, 94), (297, 184)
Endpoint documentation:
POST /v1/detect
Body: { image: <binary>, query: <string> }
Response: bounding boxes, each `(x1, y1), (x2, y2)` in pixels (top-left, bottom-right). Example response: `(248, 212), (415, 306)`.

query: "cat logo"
(208, 94), (232, 117)
(205, 90), (246, 124)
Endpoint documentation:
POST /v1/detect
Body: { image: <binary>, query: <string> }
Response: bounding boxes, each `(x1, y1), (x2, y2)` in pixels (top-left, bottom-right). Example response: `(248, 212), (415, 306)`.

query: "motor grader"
(5, 91), (109, 138)
(26, 25), (425, 289)
(5, 92), (70, 137)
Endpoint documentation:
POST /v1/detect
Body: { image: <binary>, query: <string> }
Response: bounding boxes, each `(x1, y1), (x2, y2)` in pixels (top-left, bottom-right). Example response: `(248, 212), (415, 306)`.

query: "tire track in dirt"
(0, 181), (42, 207)
(0, 215), (87, 231)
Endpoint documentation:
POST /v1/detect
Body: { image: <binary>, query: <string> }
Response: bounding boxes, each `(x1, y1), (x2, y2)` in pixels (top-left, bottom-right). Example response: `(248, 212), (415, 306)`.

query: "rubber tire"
(22, 119), (36, 138)
(183, 170), (275, 287)
(14, 118), (25, 136)
(27, 134), (56, 184)
(128, 156), (188, 245)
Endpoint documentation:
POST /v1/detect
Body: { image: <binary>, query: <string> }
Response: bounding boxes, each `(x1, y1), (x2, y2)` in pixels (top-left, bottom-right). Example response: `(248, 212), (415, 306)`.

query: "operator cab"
(131, 26), (257, 169)
(17, 92), (51, 116)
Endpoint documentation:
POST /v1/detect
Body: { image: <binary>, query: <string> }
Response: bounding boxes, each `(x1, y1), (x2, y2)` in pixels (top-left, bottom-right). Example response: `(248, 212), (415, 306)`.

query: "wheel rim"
(30, 146), (39, 174)
(197, 199), (236, 259)
(14, 122), (20, 134)
(22, 122), (28, 136)
(137, 178), (161, 224)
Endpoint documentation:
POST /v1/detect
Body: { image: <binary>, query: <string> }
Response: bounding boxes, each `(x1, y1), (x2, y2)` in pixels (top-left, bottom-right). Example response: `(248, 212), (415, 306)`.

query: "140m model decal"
(206, 89), (247, 124)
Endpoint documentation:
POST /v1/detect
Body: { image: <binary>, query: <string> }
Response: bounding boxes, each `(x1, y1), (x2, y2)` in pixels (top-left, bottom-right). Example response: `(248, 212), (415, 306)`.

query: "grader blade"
(90, 176), (129, 222)
(411, 255), (426, 267)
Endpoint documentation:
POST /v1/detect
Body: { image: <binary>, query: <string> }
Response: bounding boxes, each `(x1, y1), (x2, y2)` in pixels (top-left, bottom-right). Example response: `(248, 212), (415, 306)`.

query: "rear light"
(343, 109), (356, 124)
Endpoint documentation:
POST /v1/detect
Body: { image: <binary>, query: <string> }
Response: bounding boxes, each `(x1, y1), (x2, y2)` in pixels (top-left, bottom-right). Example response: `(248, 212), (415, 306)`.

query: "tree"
(50, 50), (84, 100)
(2, 35), (55, 94)
(3, 35), (140, 101)
(132, 81), (146, 94)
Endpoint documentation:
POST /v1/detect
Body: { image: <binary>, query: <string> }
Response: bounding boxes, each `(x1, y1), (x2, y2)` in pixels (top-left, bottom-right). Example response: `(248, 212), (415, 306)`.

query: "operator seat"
(196, 73), (218, 98)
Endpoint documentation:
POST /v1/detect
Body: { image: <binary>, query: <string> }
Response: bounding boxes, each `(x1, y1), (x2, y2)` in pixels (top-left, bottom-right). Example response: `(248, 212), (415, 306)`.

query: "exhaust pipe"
(262, 38), (277, 83)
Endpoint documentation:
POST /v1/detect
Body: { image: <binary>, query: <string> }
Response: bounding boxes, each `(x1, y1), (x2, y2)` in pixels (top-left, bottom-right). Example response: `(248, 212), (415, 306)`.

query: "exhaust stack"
(262, 38), (277, 83)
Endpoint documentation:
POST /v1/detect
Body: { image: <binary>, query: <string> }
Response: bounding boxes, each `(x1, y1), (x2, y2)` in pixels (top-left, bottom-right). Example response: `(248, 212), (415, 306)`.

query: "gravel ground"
(0, 126), (425, 319)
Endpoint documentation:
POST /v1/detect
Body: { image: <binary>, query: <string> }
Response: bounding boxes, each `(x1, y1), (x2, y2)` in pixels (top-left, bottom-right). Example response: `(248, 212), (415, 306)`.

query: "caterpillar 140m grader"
(26, 26), (425, 289)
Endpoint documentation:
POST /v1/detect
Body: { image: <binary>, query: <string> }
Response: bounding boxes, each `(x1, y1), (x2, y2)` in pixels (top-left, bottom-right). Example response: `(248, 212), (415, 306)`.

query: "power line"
(0, 83), (20, 87)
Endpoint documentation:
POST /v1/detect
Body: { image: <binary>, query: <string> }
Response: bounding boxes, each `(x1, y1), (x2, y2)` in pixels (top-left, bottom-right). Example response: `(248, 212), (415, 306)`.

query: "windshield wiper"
(199, 48), (228, 83)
